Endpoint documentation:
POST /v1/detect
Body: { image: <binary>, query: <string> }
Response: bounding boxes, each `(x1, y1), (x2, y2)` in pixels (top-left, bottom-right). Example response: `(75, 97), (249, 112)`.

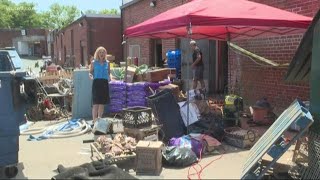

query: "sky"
(11, 0), (123, 12)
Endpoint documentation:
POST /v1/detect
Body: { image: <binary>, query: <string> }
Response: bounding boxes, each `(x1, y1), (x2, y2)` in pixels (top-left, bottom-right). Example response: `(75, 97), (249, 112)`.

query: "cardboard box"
(158, 84), (180, 100)
(136, 141), (163, 176)
(145, 68), (176, 82)
(126, 66), (136, 83)
(106, 54), (115, 62)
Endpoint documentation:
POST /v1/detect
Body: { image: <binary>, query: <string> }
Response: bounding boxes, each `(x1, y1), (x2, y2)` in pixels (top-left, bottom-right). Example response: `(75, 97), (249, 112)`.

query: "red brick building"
(0, 28), (47, 57)
(53, 14), (122, 68)
(122, 0), (320, 113)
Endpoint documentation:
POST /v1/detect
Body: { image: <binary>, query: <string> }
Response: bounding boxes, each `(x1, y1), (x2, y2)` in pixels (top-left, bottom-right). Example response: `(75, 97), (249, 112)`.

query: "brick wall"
(89, 18), (122, 62)
(229, 0), (320, 113)
(0, 29), (20, 48)
(53, 17), (122, 67)
(53, 19), (88, 66)
(122, 0), (189, 65)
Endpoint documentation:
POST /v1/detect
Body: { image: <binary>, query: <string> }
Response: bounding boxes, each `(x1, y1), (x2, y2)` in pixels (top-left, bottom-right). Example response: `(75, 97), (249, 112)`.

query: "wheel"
(4, 166), (18, 178)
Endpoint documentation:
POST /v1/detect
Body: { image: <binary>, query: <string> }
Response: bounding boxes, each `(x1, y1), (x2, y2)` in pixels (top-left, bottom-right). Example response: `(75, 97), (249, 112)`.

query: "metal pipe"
(227, 42), (289, 67)
(186, 22), (192, 134)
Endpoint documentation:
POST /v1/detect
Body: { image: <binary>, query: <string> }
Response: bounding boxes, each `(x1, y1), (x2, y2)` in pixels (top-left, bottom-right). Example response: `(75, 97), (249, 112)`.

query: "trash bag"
(162, 146), (198, 167)
(168, 135), (203, 157)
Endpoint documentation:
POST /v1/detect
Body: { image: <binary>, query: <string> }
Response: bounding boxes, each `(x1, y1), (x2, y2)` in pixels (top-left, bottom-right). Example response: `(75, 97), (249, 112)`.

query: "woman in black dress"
(89, 46), (110, 123)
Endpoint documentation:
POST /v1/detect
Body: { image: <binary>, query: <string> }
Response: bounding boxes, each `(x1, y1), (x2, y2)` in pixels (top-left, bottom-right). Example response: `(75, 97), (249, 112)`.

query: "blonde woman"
(89, 47), (110, 123)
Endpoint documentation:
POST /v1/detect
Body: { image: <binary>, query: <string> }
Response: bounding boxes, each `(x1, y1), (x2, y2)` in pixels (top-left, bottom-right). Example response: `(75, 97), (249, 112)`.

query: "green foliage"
(0, 0), (119, 29)
(0, 0), (39, 28)
(45, 3), (80, 29)
(99, 8), (119, 15)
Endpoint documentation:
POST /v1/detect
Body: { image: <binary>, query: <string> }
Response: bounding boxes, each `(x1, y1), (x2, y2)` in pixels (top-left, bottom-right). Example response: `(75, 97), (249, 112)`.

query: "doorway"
(154, 39), (163, 67)
(180, 39), (228, 94)
(156, 44), (163, 67)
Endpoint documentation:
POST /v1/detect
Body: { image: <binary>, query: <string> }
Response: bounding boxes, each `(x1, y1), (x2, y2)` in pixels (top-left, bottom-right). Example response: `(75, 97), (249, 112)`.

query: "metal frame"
(310, 19), (320, 132)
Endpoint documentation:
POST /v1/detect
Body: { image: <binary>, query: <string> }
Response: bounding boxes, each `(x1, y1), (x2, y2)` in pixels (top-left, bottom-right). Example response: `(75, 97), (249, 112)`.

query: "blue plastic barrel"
(166, 50), (181, 71)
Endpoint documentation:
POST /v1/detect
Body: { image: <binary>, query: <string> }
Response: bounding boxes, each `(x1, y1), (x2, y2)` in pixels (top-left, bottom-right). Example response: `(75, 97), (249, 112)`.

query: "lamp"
(150, 0), (156, 7)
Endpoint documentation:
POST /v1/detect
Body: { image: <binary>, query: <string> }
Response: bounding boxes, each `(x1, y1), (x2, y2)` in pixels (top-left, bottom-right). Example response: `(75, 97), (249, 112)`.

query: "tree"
(99, 8), (119, 15)
(45, 3), (80, 29)
(0, 0), (15, 28)
(85, 8), (120, 15)
(85, 9), (97, 14)
(0, 0), (44, 28)
(11, 2), (40, 28)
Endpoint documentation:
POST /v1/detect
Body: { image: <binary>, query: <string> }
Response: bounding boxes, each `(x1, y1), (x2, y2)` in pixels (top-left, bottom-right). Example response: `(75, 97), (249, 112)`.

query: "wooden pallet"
(38, 70), (73, 85)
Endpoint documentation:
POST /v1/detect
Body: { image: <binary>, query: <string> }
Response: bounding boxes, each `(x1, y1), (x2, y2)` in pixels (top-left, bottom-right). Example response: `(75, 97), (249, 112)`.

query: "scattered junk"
(248, 97), (276, 126)
(147, 89), (186, 141)
(136, 141), (164, 176)
(223, 127), (259, 149)
(241, 100), (314, 179)
(92, 118), (111, 135)
(124, 125), (161, 141)
(95, 134), (137, 156)
(90, 134), (137, 172)
(52, 161), (137, 180)
(17, 51), (315, 180)
(20, 119), (90, 141)
(122, 106), (153, 129)
(162, 146), (198, 167)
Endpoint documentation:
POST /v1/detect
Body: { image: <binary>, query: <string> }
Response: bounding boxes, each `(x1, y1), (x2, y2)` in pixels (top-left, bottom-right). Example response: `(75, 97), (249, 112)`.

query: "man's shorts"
(193, 65), (204, 81)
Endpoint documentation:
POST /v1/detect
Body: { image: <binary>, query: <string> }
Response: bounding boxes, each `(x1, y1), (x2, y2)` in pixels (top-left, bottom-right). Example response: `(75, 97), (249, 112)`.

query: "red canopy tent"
(123, 0), (313, 138)
(124, 0), (312, 40)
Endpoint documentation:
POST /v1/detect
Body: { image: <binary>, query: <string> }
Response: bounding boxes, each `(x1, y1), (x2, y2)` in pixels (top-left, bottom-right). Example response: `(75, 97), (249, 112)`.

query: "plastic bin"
(166, 50), (181, 70)
(122, 106), (152, 129)
(0, 72), (27, 178)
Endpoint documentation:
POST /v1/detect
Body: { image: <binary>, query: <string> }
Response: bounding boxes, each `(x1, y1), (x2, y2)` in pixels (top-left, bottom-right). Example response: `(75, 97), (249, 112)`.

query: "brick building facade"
(0, 28), (47, 57)
(53, 14), (122, 68)
(229, 0), (319, 113)
(121, 0), (188, 65)
(122, 0), (320, 113)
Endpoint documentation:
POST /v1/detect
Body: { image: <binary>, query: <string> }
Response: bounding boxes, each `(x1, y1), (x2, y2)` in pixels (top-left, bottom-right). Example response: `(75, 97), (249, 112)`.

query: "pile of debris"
(96, 134), (137, 156)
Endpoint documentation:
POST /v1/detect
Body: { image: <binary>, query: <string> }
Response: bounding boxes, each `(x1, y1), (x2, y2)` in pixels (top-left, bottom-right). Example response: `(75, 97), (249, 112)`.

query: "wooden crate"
(38, 70), (73, 85)
(126, 66), (136, 83)
(145, 68), (176, 82)
(90, 142), (136, 161)
(124, 125), (161, 141)
(158, 84), (180, 100)
(136, 141), (164, 176)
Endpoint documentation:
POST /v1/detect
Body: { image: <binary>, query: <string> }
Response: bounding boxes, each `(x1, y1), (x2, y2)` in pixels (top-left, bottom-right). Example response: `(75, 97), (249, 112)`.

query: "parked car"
(0, 51), (15, 71)
(0, 47), (22, 70)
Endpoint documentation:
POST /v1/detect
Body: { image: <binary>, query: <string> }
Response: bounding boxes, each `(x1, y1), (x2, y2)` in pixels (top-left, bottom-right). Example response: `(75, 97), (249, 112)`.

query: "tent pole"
(186, 23), (192, 134)
(123, 35), (128, 108)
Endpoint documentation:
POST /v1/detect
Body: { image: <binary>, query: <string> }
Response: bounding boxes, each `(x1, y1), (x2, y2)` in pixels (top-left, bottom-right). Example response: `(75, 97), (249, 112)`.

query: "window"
(128, 45), (140, 59)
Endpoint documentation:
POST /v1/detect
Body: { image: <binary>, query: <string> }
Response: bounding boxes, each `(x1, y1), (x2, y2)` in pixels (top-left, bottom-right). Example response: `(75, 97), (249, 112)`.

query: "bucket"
(92, 118), (109, 134)
(251, 106), (269, 123)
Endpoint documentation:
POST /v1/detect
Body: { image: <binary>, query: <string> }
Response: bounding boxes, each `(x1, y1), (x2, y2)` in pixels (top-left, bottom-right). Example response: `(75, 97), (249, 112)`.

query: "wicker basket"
(224, 127), (259, 149)
(122, 106), (152, 129)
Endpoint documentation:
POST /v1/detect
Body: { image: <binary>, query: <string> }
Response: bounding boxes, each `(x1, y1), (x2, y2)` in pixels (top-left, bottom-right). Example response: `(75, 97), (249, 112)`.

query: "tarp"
(125, 0), (312, 40)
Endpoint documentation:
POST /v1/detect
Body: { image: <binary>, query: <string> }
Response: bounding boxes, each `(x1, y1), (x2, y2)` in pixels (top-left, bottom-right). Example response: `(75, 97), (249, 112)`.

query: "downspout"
(121, 0), (125, 62)
(86, 16), (92, 60)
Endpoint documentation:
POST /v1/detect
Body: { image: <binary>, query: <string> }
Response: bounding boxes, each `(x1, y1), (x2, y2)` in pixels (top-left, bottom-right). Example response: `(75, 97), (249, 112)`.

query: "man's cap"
(190, 40), (197, 45)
